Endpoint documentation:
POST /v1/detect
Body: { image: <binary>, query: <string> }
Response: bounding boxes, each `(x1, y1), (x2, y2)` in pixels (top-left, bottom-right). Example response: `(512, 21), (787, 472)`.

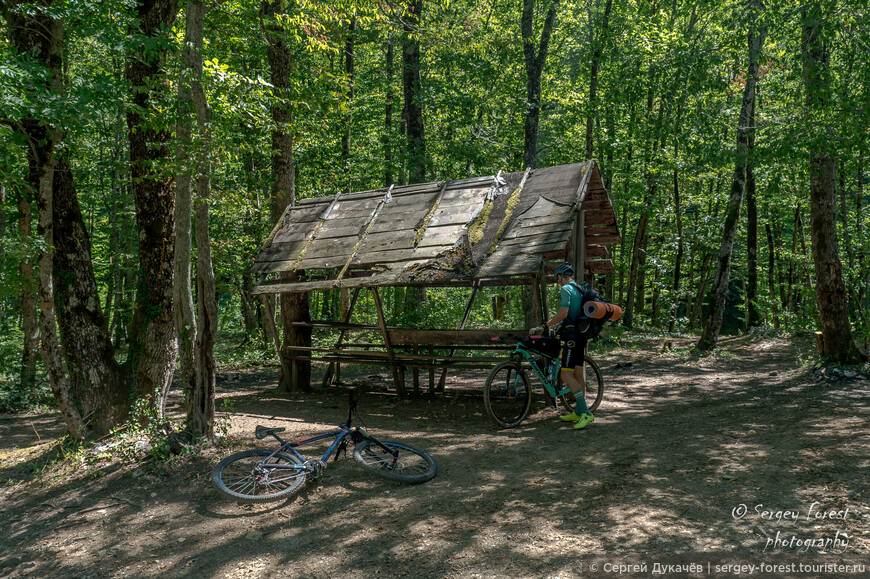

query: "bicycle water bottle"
(550, 360), (559, 380)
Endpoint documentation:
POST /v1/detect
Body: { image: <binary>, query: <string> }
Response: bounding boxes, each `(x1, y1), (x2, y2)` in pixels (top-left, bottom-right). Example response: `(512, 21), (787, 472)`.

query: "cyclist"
(532, 261), (594, 430)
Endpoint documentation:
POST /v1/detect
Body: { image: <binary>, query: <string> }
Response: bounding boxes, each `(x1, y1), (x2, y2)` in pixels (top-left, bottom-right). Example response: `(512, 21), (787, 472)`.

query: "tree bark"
(4, 0), (89, 438)
(697, 4), (767, 351)
(765, 220), (780, 329)
(53, 158), (125, 434)
(669, 153), (684, 333)
(178, 0), (217, 439)
(126, 0), (181, 417)
(384, 40), (395, 187)
(261, 0), (312, 392)
(585, 0), (612, 160)
(342, 17), (357, 193)
(402, 0), (427, 183)
(522, 0), (559, 169)
(18, 190), (39, 390)
(175, 1), (198, 404)
(745, 101), (761, 329)
(802, 1), (863, 363)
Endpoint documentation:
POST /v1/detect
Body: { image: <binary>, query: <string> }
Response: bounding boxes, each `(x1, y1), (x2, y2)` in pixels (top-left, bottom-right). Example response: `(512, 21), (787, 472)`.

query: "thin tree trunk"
(745, 102), (760, 329)
(402, 0), (427, 183)
(623, 212), (648, 329)
(585, 0), (612, 160)
(342, 17), (357, 193)
(522, 0), (559, 169)
(765, 220), (780, 328)
(384, 40), (395, 187)
(18, 191), (39, 390)
(669, 158), (684, 333)
(697, 5), (767, 351)
(126, 0), (181, 417)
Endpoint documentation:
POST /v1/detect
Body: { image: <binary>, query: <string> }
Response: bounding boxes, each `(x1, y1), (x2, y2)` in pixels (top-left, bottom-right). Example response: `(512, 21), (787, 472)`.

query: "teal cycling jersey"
(559, 281), (584, 323)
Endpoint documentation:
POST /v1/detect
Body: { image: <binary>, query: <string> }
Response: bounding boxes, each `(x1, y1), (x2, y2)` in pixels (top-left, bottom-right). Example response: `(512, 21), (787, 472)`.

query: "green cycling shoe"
(559, 411), (581, 422)
(574, 413), (595, 430)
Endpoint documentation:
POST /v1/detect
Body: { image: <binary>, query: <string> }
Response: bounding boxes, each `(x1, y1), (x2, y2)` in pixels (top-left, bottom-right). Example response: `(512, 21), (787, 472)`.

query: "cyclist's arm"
(545, 307), (569, 329)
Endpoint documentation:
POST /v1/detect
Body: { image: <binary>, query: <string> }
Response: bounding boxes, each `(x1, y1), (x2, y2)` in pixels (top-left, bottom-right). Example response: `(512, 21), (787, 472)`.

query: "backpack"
(562, 281), (615, 340)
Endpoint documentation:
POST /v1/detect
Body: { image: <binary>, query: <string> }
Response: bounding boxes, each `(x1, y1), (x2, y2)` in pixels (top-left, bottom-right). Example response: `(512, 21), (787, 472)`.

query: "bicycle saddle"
(255, 425), (286, 440)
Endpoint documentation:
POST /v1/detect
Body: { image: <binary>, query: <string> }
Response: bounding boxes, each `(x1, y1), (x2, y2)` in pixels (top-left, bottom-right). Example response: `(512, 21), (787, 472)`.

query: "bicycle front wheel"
(354, 439), (438, 483)
(484, 361), (532, 428)
(556, 355), (604, 414)
(212, 449), (307, 503)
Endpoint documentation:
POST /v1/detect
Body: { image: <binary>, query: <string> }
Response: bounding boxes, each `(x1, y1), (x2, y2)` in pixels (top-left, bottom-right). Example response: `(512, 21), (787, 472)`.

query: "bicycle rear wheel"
(556, 355), (604, 414)
(212, 449), (306, 503)
(484, 361), (532, 428)
(354, 439), (438, 483)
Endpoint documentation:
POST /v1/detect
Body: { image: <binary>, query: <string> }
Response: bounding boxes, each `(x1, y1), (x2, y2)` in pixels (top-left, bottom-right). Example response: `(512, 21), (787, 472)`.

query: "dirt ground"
(1, 334), (869, 578)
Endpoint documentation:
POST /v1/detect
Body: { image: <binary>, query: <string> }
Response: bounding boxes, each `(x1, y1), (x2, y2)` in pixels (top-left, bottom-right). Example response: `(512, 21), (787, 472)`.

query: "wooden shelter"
(251, 160), (619, 394)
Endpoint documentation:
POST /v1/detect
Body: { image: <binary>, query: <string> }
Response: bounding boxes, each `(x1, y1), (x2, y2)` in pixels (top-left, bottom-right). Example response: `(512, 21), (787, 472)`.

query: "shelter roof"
(252, 160), (618, 294)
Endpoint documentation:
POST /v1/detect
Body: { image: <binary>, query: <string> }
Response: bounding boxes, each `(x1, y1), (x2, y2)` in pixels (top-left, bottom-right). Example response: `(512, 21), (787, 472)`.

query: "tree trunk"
(54, 158), (126, 434)
(765, 220), (780, 329)
(126, 0), (181, 417)
(402, 0), (427, 183)
(179, 0), (217, 439)
(522, 0), (558, 169)
(802, 1), (863, 363)
(384, 40), (395, 187)
(262, 0), (312, 392)
(745, 101), (761, 329)
(623, 212), (649, 329)
(669, 156), (684, 333)
(18, 191), (39, 390)
(585, 0), (612, 160)
(5, 0), (91, 438)
(342, 17), (357, 193)
(175, 0), (198, 403)
(697, 5), (766, 351)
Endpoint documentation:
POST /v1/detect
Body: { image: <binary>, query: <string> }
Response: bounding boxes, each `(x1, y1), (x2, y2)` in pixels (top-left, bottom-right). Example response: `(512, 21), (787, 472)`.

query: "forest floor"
(1, 333), (870, 578)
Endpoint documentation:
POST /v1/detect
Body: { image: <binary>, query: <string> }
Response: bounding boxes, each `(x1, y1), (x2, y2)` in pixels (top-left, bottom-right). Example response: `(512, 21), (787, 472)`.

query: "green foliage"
(2, 0), (869, 418)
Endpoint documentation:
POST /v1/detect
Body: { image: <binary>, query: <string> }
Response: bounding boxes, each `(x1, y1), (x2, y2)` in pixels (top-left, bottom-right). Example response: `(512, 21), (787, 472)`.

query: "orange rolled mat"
(583, 301), (623, 321)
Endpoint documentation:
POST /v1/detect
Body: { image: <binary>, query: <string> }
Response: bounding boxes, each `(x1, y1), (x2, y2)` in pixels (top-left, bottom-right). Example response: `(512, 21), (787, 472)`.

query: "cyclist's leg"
(572, 339), (588, 396)
(559, 338), (590, 420)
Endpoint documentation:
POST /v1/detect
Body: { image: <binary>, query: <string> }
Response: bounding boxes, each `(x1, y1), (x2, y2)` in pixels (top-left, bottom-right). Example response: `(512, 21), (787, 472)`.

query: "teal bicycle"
(484, 334), (603, 428)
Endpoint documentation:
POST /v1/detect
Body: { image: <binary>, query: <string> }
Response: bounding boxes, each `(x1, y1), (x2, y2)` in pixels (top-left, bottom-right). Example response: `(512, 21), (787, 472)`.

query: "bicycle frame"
(255, 390), (398, 476)
(513, 343), (573, 399)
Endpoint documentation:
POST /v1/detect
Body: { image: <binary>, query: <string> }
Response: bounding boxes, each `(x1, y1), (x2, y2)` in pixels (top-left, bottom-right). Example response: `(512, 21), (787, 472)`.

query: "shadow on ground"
(1, 335), (869, 578)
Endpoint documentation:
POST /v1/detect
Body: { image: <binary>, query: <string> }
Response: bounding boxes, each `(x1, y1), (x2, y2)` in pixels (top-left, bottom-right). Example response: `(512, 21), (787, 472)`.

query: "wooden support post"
(530, 274), (543, 325)
(437, 280), (480, 392)
(371, 287), (405, 397)
(322, 287), (361, 387)
(428, 346), (435, 395)
(575, 210), (586, 284)
(260, 294), (292, 386)
(538, 264), (549, 323)
(412, 345), (420, 395)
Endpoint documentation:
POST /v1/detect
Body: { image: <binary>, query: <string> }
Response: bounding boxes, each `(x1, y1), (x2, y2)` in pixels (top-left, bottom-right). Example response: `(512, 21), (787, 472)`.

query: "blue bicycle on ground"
(212, 388), (438, 503)
(484, 334), (603, 428)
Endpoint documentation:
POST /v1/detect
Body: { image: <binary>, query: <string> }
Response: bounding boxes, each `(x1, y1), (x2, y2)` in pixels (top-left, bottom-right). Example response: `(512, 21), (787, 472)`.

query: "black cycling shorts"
(561, 336), (587, 370)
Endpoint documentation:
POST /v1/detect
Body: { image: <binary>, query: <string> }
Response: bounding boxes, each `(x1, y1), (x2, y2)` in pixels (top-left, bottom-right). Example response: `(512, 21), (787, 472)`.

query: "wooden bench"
(284, 322), (524, 395)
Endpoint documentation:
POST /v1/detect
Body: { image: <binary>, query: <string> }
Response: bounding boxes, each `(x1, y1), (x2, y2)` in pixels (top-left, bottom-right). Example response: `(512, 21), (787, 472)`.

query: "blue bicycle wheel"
(212, 449), (307, 503)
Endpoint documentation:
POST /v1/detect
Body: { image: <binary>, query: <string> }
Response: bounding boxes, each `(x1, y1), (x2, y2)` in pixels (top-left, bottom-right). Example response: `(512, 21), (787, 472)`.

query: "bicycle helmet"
(553, 262), (575, 277)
